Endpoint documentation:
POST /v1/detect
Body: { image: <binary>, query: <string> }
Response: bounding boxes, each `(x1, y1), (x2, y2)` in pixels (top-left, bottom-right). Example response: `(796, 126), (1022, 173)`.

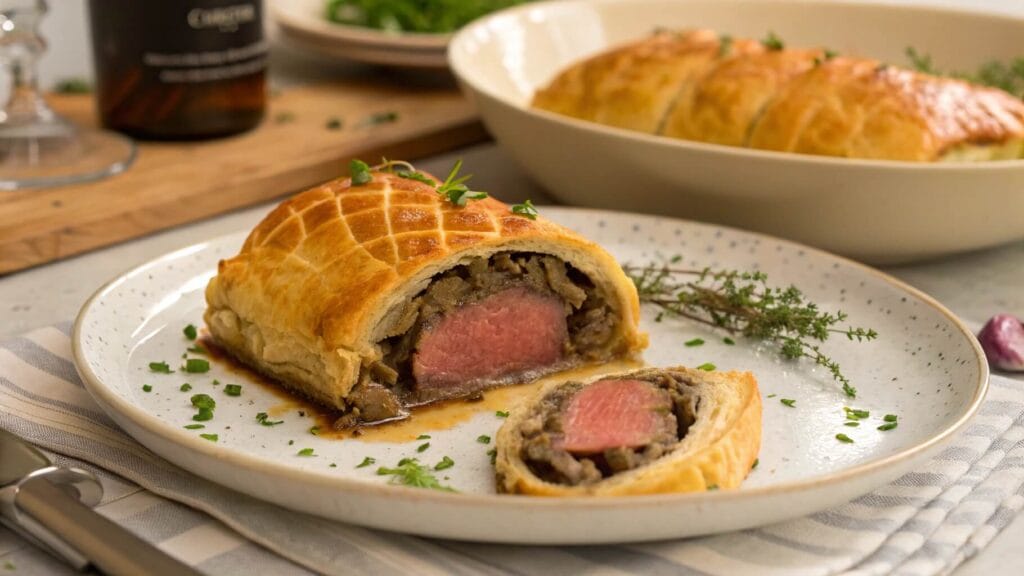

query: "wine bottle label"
(90, 0), (266, 86)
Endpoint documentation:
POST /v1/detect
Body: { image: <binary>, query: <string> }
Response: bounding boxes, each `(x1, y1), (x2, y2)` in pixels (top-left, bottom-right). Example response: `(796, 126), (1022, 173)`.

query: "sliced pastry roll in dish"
(495, 366), (761, 496)
(204, 164), (647, 426)
(533, 29), (1024, 162)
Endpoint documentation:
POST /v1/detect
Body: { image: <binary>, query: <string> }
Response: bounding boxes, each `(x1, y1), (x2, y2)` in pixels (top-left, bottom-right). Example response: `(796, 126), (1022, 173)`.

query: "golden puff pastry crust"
(204, 170), (647, 411)
(495, 366), (762, 496)
(532, 29), (1024, 161)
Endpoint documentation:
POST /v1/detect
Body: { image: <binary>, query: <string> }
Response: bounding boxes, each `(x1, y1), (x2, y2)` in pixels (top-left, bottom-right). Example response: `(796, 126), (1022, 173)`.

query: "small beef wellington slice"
(204, 168), (647, 426)
(495, 366), (762, 496)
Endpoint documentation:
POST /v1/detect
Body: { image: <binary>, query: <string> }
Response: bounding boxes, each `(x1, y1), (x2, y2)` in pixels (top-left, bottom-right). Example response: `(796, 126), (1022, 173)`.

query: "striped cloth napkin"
(2, 323), (1023, 576)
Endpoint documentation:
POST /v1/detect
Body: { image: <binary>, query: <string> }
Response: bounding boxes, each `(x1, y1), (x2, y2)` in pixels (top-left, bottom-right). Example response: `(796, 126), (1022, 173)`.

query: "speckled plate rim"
(72, 207), (989, 512)
(449, 0), (1024, 171)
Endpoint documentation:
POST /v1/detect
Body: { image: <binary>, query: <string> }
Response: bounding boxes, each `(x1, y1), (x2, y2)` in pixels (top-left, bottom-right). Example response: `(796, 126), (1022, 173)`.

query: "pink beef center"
(558, 379), (673, 454)
(412, 287), (568, 389)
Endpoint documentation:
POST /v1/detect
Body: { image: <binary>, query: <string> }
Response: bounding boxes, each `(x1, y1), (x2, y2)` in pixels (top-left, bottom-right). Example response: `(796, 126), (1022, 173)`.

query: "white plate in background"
(73, 208), (987, 544)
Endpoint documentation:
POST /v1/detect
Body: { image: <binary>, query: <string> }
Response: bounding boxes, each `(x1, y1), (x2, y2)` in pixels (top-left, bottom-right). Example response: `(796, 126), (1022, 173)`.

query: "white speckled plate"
(73, 208), (987, 544)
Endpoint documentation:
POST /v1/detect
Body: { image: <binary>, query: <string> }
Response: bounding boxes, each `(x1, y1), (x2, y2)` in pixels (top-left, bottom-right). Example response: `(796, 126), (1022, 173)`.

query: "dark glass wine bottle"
(87, 0), (266, 140)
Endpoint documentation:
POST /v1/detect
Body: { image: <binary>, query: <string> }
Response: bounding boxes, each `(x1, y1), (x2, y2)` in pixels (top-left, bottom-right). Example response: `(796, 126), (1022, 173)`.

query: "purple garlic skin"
(977, 314), (1024, 372)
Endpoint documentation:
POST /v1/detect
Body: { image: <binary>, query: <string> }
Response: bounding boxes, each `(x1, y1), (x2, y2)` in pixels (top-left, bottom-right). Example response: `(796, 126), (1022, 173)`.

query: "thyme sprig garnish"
(624, 263), (877, 398)
(376, 457), (456, 492)
(906, 47), (1024, 99)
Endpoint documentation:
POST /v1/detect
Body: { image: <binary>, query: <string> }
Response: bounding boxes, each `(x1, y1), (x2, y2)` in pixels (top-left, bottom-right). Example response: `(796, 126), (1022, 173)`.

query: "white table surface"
(4, 1), (1023, 574)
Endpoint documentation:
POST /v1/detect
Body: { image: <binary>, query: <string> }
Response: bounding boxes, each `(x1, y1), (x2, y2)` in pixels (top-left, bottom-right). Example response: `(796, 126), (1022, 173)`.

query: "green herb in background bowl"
(325, 0), (532, 34)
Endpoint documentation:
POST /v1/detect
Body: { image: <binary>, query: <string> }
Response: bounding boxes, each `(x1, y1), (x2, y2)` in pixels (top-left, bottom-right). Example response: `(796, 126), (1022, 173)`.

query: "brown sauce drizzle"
(197, 336), (641, 444)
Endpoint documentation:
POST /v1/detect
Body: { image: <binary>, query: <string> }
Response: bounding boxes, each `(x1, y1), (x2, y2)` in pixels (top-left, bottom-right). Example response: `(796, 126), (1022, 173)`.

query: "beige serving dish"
(449, 0), (1024, 264)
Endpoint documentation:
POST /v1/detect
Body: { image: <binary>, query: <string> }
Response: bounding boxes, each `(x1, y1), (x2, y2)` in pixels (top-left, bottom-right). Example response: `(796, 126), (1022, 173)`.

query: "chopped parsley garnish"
(297, 448), (315, 457)
(780, 398), (796, 408)
(884, 414), (898, 422)
(255, 412), (283, 426)
(199, 433), (218, 442)
(187, 345), (207, 355)
(751, 458), (759, 470)
(184, 358), (210, 373)
(325, 117), (344, 130)
(844, 407), (870, 420)
(844, 422), (860, 427)
(416, 434), (431, 440)
(376, 457), (455, 491)
(723, 337), (735, 345)
(718, 35), (733, 57)
(417, 442), (430, 453)
(836, 433), (854, 444)
(696, 362), (716, 371)
(288, 440), (294, 445)
(487, 448), (497, 464)
(142, 384), (152, 392)
(766, 393), (777, 398)
(356, 456), (376, 468)
(360, 111), (398, 127)
(310, 426), (321, 436)
(223, 384), (242, 396)
(685, 338), (705, 347)
(761, 31), (784, 51)
(511, 199), (539, 220)
(212, 379), (221, 386)
(878, 422), (898, 431)
(495, 410), (509, 418)
(184, 424), (205, 430)
(183, 324), (198, 340)
(191, 394), (216, 410)
(349, 159), (373, 185)
(180, 383), (192, 392)
(193, 408), (214, 422)
(476, 435), (491, 444)
(434, 456), (455, 470)
(149, 361), (173, 374)
(330, 463), (337, 468)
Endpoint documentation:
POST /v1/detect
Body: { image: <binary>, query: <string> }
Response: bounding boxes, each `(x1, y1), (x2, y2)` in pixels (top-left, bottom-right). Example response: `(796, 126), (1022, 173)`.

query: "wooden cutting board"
(0, 83), (487, 275)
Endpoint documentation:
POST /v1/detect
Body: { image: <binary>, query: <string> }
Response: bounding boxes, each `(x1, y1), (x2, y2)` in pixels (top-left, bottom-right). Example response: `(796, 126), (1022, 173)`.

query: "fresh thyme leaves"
(761, 31), (784, 51)
(142, 384), (152, 393)
(780, 398), (796, 408)
(883, 414), (898, 422)
(844, 422), (859, 427)
(416, 434), (431, 440)
(495, 410), (510, 418)
(191, 394), (215, 422)
(696, 362), (716, 371)
(844, 407), (870, 420)
(719, 35), (733, 57)
(625, 264), (877, 397)
(184, 424), (205, 430)
(376, 457), (455, 491)
(256, 412), (284, 426)
(183, 324), (198, 340)
(722, 337), (735, 345)
(836, 433), (855, 444)
(187, 345), (207, 355)
(434, 456), (455, 470)
(685, 338), (705, 347)
(878, 413), (899, 431)
(417, 442), (430, 453)
(476, 435), (491, 444)
(297, 448), (316, 457)
(224, 384), (242, 396)
(184, 358), (210, 373)
(356, 456), (376, 468)
(905, 47), (1024, 98)
(193, 409), (214, 422)
(200, 433), (218, 442)
(149, 361), (173, 374)
(751, 458), (759, 470)
(54, 78), (91, 94)
(349, 159), (373, 185)
(511, 199), (539, 220)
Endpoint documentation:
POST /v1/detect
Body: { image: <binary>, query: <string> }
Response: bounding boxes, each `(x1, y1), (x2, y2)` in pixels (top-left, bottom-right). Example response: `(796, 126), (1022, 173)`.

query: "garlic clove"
(977, 314), (1024, 372)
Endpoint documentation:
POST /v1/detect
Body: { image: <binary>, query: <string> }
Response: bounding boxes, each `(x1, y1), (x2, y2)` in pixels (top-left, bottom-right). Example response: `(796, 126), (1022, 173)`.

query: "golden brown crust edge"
(495, 367), (762, 496)
(532, 30), (1024, 161)
(204, 172), (647, 410)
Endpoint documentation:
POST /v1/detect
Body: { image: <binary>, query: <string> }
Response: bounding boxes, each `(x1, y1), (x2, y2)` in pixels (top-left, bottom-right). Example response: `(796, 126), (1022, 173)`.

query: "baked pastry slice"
(495, 366), (761, 496)
(204, 166), (647, 426)
(532, 29), (1024, 161)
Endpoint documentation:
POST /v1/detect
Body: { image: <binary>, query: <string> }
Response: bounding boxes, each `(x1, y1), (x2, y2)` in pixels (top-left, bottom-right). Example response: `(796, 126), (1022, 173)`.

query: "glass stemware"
(0, 0), (135, 190)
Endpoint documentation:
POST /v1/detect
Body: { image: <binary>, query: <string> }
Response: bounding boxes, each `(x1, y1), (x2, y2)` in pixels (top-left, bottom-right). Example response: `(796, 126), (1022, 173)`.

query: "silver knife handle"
(13, 475), (203, 576)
